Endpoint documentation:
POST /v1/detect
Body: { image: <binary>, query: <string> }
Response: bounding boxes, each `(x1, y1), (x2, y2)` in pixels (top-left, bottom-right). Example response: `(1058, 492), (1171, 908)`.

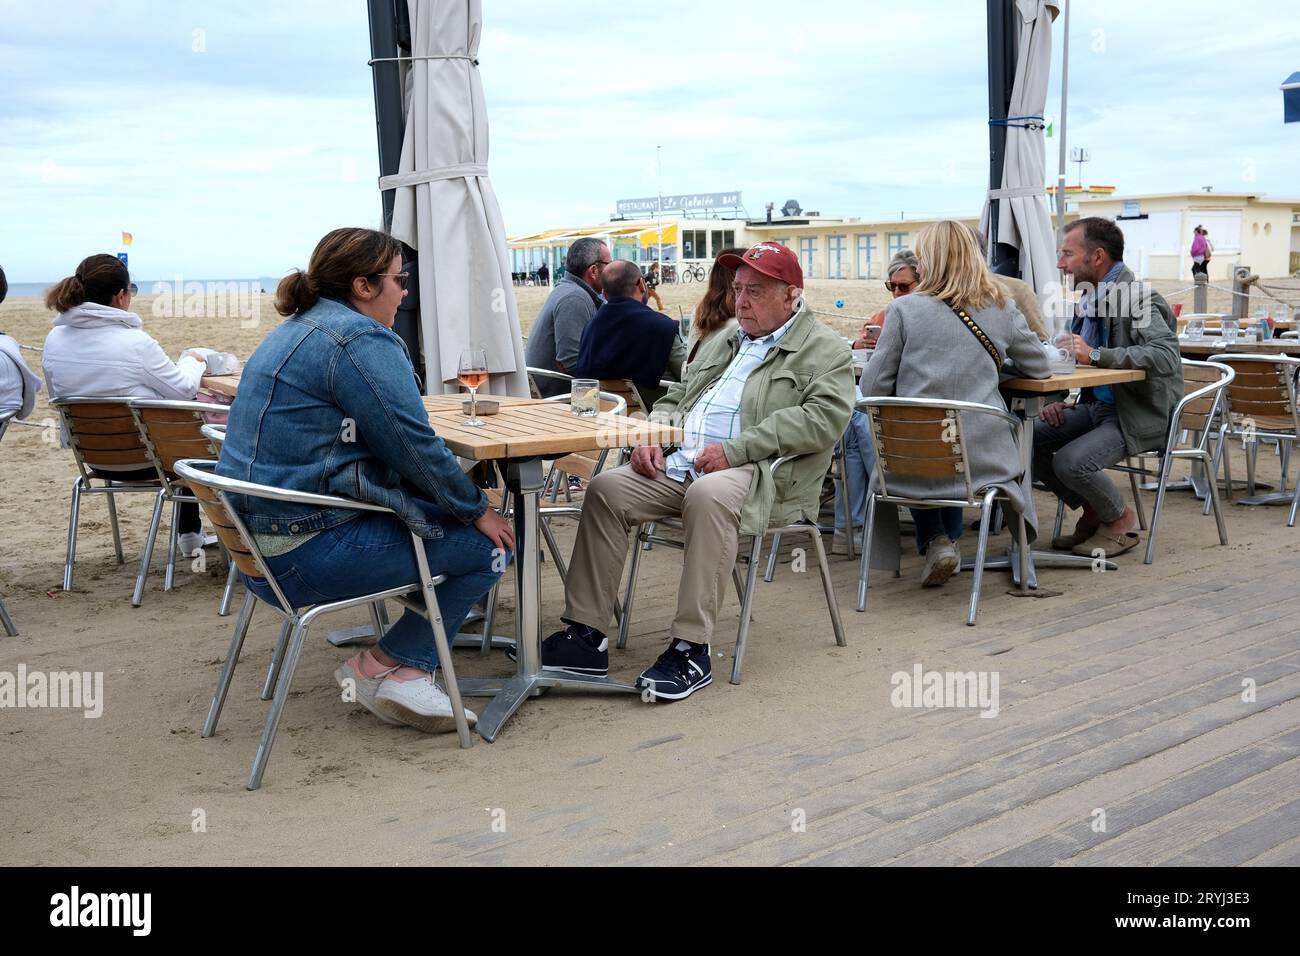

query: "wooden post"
(1193, 272), (1208, 314)
(1232, 265), (1259, 321)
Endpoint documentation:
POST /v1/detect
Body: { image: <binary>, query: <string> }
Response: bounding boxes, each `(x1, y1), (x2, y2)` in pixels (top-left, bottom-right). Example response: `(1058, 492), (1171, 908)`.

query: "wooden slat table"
(201, 374), (240, 399)
(203, 373), (682, 741)
(1000, 366), (1146, 392)
(1179, 339), (1296, 357)
(989, 367), (1149, 587)
(421, 398), (680, 740)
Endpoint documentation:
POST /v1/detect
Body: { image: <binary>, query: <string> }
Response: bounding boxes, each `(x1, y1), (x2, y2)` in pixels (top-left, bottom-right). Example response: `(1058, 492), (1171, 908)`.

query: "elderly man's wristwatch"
(1089, 348), (1101, 366)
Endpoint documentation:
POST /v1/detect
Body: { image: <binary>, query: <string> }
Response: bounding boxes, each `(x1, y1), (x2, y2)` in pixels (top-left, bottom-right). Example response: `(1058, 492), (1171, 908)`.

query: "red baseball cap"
(717, 242), (803, 289)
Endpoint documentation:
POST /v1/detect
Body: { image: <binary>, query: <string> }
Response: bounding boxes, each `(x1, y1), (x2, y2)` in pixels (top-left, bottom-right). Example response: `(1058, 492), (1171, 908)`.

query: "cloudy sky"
(2, 0), (1298, 281)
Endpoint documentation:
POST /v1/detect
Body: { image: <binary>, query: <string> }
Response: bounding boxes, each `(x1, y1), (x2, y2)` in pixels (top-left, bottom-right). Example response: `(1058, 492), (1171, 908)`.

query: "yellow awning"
(639, 223), (678, 247)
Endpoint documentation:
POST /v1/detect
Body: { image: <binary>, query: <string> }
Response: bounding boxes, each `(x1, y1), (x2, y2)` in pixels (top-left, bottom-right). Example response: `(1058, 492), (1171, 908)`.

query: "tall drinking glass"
(458, 347), (489, 426)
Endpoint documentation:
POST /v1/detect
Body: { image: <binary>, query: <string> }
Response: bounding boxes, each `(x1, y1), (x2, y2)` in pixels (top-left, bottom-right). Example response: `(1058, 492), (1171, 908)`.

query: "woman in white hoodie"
(43, 254), (207, 552)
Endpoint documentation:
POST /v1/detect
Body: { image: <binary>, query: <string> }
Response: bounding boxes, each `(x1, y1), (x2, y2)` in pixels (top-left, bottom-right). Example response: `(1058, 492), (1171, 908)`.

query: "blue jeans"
(834, 410), (875, 531)
(909, 507), (964, 554)
(244, 513), (510, 671)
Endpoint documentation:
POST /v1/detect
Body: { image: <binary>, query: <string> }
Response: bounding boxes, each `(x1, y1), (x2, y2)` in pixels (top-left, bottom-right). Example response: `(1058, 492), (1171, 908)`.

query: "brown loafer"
(1071, 528), (1140, 558)
(1051, 518), (1099, 551)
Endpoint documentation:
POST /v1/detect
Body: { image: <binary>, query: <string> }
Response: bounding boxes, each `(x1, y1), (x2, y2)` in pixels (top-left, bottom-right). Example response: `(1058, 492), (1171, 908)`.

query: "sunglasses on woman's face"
(376, 271), (410, 291)
(885, 279), (916, 294)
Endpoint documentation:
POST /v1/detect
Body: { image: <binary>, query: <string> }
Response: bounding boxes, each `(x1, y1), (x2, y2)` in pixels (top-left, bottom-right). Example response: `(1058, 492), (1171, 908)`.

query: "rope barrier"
(809, 307), (875, 323)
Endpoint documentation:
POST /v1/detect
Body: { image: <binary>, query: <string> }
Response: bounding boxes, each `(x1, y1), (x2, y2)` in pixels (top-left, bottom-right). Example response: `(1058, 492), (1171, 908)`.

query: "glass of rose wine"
(458, 347), (489, 427)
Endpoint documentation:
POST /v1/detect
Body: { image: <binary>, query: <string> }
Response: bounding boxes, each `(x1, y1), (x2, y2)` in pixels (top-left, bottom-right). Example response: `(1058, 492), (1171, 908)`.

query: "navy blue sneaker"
(508, 626), (608, 677)
(636, 640), (712, 701)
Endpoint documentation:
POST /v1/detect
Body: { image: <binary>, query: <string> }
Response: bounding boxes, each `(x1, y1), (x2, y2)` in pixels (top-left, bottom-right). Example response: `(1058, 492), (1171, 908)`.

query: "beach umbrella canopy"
(382, 0), (528, 396)
(981, 0), (1060, 298)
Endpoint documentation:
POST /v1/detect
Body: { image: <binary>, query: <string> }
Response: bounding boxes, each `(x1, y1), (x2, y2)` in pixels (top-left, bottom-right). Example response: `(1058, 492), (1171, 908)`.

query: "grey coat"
(1070, 263), (1182, 455)
(524, 273), (601, 396)
(859, 292), (1051, 567)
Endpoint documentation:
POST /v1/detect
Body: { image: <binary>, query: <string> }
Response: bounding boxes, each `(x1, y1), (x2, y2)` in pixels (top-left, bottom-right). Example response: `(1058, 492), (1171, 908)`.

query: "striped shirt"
(665, 308), (800, 482)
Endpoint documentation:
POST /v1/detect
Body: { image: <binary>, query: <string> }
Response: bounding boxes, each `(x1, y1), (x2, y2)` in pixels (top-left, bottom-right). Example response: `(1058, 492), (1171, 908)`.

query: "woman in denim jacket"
(218, 227), (514, 732)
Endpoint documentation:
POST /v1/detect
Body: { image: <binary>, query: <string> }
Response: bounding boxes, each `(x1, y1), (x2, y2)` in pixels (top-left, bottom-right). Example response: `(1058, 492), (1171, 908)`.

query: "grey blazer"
(860, 292), (1051, 564)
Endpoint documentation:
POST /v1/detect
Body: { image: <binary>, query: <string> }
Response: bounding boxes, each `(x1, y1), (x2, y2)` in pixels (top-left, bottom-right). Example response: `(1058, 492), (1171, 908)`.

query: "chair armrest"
(174, 459), (396, 516)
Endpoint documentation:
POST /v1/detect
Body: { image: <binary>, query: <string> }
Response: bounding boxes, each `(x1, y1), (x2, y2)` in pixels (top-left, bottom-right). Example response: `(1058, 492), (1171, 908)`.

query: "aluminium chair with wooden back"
(173, 459), (473, 790)
(129, 399), (233, 611)
(616, 454), (847, 684)
(51, 397), (167, 595)
(856, 396), (1030, 626)
(1214, 353), (1300, 527)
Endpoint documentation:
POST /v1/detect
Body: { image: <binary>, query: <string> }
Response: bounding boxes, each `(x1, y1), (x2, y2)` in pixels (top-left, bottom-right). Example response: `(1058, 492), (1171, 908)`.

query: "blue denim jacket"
(216, 297), (488, 540)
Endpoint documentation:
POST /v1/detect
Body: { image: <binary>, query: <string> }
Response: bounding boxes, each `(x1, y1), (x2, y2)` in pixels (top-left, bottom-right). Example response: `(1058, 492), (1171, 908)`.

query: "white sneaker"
(374, 672), (478, 733)
(921, 537), (959, 587)
(178, 531), (206, 555)
(333, 654), (402, 725)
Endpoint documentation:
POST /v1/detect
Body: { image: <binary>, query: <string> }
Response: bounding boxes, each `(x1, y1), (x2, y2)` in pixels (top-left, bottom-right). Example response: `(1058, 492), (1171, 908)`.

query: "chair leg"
(764, 530), (782, 582)
(1203, 451), (1230, 542)
(247, 616), (312, 790)
(62, 476), (84, 592)
(479, 580), (499, 655)
(1015, 510), (1030, 590)
(202, 590), (256, 738)
(218, 553), (238, 616)
(1245, 439), (1258, 497)
(806, 527), (846, 647)
(1128, 459), (1147, 531)
(1220, 425), (1234, 500)
(1280, 441), (1291, 495)
(130, 488), (166, 608)
(617, 523), (649, 650)
(967, 491), (997, 626)
(163, 497), (181, 592)
(730, 534), (765, 685)
(1052, 498), (1065, 539)
(0, 595), (17, 637)
(1289, 476), (1300, 528)
(104, 489), (125, 564)
(731, 565), (747, 607)
(856, 492), (877, 612)
(1143, 453), (1174, 565)
(540, 517), (569, 582)
(261, 618), (293, 701)
(368, 601), (387, 640)
(410, 532), (472, 751)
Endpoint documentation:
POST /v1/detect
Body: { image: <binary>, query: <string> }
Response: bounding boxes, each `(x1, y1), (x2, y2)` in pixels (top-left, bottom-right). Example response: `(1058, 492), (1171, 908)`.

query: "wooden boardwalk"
(2, 437), (1298, 866)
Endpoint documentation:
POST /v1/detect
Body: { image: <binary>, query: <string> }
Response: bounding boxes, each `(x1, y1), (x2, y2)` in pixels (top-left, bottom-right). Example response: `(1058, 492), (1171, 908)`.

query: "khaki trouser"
(563, 463), (755, 645)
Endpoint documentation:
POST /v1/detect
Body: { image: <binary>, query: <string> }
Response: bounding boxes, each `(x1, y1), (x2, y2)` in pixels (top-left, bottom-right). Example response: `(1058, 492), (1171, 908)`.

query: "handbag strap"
(946, 300), (1002, 369)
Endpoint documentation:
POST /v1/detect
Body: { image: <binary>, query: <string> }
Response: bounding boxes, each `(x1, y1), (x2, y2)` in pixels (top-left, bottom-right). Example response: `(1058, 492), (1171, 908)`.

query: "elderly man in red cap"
(526, 242), (854, 700)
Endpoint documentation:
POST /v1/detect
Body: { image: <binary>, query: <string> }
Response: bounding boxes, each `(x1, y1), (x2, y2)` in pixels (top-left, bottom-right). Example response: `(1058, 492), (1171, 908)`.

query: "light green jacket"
(649, 303), (854, 536)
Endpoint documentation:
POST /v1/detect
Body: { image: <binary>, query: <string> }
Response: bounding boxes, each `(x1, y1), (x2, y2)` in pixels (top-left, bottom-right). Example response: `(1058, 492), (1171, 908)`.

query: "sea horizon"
(4, 278), (278, 299)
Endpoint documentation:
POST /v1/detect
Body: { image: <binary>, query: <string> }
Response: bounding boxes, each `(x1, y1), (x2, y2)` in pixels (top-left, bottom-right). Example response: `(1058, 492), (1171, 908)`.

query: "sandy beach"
(2, 277), (1298, 865)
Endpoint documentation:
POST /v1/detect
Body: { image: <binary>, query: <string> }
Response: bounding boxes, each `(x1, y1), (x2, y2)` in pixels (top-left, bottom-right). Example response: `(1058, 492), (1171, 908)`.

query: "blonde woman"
(859, 220), (1050, 586)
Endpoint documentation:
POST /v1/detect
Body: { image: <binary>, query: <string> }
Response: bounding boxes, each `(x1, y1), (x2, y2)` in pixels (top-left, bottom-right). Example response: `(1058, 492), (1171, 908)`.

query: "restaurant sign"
(616, 191), (742, 215)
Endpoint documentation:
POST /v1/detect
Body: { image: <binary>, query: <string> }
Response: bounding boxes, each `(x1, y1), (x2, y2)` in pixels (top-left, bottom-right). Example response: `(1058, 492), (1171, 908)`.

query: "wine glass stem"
(469, 387), (477, 420)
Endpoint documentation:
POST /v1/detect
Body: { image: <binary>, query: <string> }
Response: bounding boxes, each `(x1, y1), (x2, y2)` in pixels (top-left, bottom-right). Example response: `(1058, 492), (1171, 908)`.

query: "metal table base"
(474, 457), (639, 742)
